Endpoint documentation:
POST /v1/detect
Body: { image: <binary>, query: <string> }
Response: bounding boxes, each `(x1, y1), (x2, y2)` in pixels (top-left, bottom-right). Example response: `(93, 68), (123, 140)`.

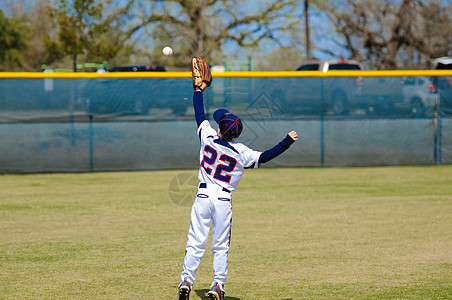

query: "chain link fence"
(0, 72), (451, 173)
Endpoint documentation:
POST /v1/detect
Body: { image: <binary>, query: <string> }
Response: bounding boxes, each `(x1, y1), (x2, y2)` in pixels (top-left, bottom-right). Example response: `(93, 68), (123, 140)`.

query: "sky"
(218, 3), (346, 62)
(0, 0), (340, 61)
(3, 0), (450, 66)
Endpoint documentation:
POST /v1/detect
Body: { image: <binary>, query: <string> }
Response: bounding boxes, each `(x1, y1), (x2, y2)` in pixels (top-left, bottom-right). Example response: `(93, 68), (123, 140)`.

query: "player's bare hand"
(288, 131), (298, 141)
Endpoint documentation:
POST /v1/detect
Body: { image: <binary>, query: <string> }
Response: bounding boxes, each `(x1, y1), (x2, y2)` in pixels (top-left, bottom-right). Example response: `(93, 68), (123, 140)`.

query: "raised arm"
(193, 89), (207, 127)
(258, 131), (298, 164)
(191, 58), (212, 127)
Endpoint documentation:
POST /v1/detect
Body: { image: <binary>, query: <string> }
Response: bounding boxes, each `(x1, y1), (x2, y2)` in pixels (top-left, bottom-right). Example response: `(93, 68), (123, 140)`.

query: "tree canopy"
(0, 9), (30, 70)
(123, 0), (303, 68)
(48, 0), (136, 71)
(322, 0), (452, 69)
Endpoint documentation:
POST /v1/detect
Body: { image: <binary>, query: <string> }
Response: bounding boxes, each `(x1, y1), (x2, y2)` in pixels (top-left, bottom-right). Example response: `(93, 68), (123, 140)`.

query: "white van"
(432, 57), (452, 70)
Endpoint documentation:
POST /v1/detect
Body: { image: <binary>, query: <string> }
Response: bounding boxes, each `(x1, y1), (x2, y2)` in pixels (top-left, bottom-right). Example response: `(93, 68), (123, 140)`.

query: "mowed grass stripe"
(0, 166), (451, 299)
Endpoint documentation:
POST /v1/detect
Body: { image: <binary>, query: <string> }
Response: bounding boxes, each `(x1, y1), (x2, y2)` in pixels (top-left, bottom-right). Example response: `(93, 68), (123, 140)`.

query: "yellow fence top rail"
(0, 70), (451, 79)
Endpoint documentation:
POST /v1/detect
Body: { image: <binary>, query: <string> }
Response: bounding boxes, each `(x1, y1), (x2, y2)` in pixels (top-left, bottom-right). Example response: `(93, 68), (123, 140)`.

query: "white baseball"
(162, 46), (173, 56)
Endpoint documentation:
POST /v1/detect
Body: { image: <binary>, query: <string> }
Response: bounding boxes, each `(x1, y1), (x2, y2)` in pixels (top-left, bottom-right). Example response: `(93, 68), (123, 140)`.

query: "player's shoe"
(177, 279), (191, 300)
(207, 282), (224, 300)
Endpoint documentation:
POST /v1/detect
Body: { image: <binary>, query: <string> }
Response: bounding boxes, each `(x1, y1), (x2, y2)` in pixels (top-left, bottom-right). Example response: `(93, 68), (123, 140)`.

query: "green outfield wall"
(0, 70), (451, 173)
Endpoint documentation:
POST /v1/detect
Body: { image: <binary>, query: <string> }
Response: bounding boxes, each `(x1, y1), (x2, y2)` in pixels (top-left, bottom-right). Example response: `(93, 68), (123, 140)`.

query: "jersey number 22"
(201, 145), (237, 183)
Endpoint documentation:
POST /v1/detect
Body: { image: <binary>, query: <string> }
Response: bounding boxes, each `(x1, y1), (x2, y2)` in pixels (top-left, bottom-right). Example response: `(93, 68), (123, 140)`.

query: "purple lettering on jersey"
(201, 145), (217, 175)
(214, 155), (237, 183)
(201, 146), (238, 184)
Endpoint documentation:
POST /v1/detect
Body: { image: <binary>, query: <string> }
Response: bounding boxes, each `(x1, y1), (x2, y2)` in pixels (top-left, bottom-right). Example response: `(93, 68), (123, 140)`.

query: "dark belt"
(199, 182), (231, 193)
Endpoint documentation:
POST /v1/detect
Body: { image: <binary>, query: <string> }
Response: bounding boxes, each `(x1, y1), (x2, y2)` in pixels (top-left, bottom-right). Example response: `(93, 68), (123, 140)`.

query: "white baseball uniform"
(180, 119), (261, 289)
(179, 90), (295, 295)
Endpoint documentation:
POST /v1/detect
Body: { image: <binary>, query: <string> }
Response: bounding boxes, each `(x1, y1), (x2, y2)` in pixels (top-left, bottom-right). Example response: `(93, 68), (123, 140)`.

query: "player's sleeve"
(258, 134), (295, 164)
(193, 91), (207, 127)
(241, 145), (262, 169)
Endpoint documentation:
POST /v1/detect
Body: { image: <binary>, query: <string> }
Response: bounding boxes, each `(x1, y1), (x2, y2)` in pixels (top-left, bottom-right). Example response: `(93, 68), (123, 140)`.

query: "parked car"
(296, 59), (362, 72)
(83, 65), (190, 115)
(280, 59), (363, 115)
(432, 57), (452, 70)
(286, 59), (413, 116)
(432, 57), (452, 115)
(109, 65), (166, 72)
(399, 76), (436, 116)
(356, 75), (405, 116)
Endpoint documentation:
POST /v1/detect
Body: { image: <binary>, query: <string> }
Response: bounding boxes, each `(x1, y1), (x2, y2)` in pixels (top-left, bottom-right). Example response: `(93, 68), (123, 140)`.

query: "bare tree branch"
(125, 0), (300, 65)
(323, 0), (452, 69)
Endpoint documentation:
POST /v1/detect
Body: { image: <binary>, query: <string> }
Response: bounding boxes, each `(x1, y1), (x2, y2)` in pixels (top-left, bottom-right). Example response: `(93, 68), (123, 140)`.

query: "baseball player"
(177, 58), (298, 300)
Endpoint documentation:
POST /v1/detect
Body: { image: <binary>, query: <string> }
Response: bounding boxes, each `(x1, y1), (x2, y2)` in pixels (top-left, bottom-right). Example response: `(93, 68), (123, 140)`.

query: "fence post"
(320, 77), (325, 167)
(438, 117), (442, 165)
(433, 77), (441, 165)
(89, 114), (94, 172)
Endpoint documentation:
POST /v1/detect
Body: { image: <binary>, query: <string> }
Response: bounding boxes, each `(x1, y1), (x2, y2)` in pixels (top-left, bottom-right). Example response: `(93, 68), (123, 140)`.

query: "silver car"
(399, 76), (436, 116)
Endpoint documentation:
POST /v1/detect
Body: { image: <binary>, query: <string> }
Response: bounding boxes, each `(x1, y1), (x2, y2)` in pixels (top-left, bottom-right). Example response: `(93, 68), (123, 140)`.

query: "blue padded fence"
(0, 71), (451, 173)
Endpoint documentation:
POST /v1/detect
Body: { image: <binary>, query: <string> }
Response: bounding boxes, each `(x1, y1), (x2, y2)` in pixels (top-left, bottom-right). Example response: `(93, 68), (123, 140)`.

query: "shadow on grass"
(195, 289), (241, 300)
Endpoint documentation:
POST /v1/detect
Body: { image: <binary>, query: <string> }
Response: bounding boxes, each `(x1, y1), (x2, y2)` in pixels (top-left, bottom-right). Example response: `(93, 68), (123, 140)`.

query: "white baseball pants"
(180, 183), (232, 289)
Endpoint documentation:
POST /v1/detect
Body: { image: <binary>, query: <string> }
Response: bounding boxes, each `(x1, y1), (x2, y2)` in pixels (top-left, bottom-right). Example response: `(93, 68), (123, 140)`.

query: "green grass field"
(1, 166), (451, 299)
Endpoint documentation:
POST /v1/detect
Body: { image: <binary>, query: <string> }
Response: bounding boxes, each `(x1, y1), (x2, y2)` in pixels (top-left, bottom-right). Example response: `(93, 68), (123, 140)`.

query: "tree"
(124, 0), (305, 68)
(321, 0), (452, 70)
(48, 0), (134, 71)
(0, 0), (65, 71)
(304, 0), (311, 60)
(0, 9), (30, 70)
(23, 0), (60, 71)
(49, 0), (103, 71)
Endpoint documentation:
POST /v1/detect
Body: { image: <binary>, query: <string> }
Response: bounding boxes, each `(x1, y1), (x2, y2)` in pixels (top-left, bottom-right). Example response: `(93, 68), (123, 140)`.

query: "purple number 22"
(201, 145), (237, 183)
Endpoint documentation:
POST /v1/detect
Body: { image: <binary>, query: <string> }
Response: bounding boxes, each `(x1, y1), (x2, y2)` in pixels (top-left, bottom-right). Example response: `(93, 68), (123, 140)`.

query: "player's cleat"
(177, 279), (191, 300)
(207, 282), (224, 300)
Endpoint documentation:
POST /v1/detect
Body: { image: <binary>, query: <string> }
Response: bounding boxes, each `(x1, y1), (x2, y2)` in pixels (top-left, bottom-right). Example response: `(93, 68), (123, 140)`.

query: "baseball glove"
(191, 58), (212, 92)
